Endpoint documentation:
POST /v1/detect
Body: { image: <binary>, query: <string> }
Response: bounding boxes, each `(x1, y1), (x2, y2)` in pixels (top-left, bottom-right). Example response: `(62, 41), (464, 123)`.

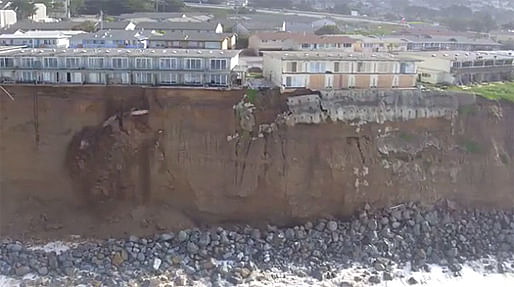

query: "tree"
(10, 0), (36, 20)
(81, 0), (153, 15)
(315, 25), (342, 35)
(334, 3), (351, 15)
(157, 0), (185, 12)
(72, 21), (96, 32)
(70, 0), (85, 16)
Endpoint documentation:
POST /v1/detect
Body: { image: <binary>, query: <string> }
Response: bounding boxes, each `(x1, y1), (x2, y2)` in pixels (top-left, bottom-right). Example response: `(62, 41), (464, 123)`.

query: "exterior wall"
(377, 74), (394, 88)
(0, 37), (70, 48)
(248, 35), (286, 51)
(0, 53), (238, 87)
(262, 54), (283, 85)
(354, 75), (370, 88)
(0, 10), (16, 28)
(148, 40), (225, 50)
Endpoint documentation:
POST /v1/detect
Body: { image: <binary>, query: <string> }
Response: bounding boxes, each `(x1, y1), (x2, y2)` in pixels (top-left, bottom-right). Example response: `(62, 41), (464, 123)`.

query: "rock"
(136, 253), (145, 262)
(37, 266), (48, 276)
(327, 221), (338, 232)
(198, 233), (211, 247)
(368, 219), (378, 231)
(112, 252), (124, 266)
(237, 267), (252, 279)
(187, 242), (199, 254)
(392, 222), (401, 229)
(368, 275), (381, 284)
(251, 229), (261, 240)
(128, 235), (139, 242)
(152, 258), (161, 270)
(177, 230), (188, 242)
(339, 281), (354, 287)
(228, 273), (243, 284)
(407, 277), (418, 285)
(174, 275), (187, 286)
(7, 243), (23, 252)
(383, 272), (393, 281)
(159, 233), (174, 241)
(15, 266), (31, 276)
(449, 263), (462, 273)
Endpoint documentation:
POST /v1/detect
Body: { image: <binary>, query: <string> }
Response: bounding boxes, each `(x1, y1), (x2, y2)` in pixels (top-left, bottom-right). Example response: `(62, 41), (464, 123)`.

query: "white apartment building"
(0, 31), (84, 48)
(0, 48), (240, 87)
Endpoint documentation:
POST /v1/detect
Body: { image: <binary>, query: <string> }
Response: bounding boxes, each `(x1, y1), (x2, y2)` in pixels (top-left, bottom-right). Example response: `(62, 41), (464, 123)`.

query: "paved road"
(185, 2), (405, 26)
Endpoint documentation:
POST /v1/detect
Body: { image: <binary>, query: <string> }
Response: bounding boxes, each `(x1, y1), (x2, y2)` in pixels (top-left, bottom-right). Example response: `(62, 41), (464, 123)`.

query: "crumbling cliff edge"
(0, 86), (512, 239)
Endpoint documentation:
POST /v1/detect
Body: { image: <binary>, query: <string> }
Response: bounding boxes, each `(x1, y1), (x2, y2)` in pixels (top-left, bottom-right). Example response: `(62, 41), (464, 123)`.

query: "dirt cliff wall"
(0, 85), (513, 240)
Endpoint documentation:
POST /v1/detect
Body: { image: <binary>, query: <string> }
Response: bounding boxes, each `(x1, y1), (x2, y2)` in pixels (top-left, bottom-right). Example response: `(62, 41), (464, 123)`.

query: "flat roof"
(264, 51), (419, 61)
(147, 32), (233, 42)
(0, 48), (241, 58)
(0, 31), (84, 39)
(402, 50), (514, 61)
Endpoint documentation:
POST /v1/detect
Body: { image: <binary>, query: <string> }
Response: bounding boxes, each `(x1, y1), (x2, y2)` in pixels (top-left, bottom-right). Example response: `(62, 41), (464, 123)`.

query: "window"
(160, 72), (178, 84)
(343, 43), (352, 48)
(134, 72), (153, 84)
(301, 43), (310, 48)
(112, 57), (128, 69)
(210, 59), (227, 70)
(284, 75), (305, 87)
(184, 73), (202, 84)
(88, 57), (104, 69)
(399, 62), (415, 74)
(0, 57), (14, 68)
(286, 61), (297, 72)
(41, 72), (57, 83)
(185, 58), (202, 70)
(135, 58), (152, 69)
(334, 62), (340, 72)
(159, 58), (177, 70)
(308, 62), (326, 73)
(421, 73), (431, 78)
(210, 74), (228, 86)
(21, 71), (35, 82)
(21, 57), (34, 68)
(376, 62), (394, 73)
(65, 57), (80, 68)
(43, 57), (58, 68)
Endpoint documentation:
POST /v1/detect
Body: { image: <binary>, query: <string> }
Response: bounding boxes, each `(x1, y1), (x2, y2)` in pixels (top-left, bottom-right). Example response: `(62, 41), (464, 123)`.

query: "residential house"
(0, 30), (84, 48)
(147, 32), (236, 50)
(70, 30), (151, 48)
(0, 20), (91, 33)
(390, 35), (502, 51)
(402, 51), (514, 85)
(249, 32), (356, 52)
(0, 48), (240, 87)
(263, 51), (419, 90)
(103, 21), (224, 34)
(116, 12), (214, 23)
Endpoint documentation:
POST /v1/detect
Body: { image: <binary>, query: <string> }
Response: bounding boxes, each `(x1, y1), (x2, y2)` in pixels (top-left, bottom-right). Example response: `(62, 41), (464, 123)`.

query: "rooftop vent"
(443, 53), (448, 57)
(106, 49), (110, 53)
(197, 50), (202, 54)
(172, 50), (177, 53)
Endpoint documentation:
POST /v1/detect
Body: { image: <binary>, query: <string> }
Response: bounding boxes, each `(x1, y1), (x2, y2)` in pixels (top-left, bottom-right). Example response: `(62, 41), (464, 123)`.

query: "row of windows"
(15, 71), (228, 86)
(284, 74), (401, 88)
(452, 59), (513, 68)
(284, 61), (412, 74)
(0, 57), (229, 70)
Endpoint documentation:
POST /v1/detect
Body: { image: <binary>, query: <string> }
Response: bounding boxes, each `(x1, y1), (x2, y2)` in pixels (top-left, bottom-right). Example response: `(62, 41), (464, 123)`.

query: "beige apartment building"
(263, 51), (418, 90)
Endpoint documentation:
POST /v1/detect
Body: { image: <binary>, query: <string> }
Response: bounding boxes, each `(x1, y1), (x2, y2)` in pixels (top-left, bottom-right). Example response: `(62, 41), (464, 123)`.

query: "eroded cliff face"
(0, 86), (512, 239)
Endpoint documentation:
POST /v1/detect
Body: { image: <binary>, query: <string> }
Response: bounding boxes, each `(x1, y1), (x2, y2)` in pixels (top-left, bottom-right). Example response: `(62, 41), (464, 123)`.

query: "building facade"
(147, 33), (236, 50)
(70, 31), (150, 49)
(0, 30), (84, 48)
(0, 48), (240, 87)
(263, 51), (418, 90)
(403, 51), (514, 85)
(249, 32), (356, 52)
(0, 10), (16, 28)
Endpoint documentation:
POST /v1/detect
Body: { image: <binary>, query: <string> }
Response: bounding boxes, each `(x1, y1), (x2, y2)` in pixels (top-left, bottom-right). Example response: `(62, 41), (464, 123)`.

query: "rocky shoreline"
(1, 201), (513, 286)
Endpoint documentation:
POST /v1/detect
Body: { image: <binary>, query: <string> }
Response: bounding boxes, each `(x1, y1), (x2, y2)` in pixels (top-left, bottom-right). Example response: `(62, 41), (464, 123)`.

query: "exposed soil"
(1, 86), (513, 241)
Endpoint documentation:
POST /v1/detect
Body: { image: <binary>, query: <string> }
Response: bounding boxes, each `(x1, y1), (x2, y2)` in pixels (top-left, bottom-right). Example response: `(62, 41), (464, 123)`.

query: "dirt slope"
(0, 86), (512, 240)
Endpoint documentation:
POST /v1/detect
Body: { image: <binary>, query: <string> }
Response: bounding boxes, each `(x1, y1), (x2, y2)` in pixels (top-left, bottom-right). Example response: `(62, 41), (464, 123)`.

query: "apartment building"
(403, 51), (514, 85)
(69, 30), (151, 49)
(0, 30), (84, 48)
(0, 48), (240, 87)
(248, 32), (356, 52)
(390, 35), (502, 51)
(102, 21), (224, 34)
(263, 51), (419, 90)
(147, 32), (236, 50)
